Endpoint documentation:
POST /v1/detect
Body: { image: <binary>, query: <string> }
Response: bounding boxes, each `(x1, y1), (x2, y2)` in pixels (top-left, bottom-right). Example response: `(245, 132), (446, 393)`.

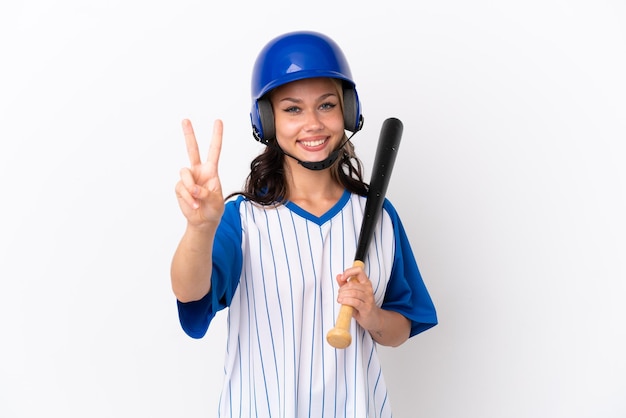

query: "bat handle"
(326, 260), (365, 349)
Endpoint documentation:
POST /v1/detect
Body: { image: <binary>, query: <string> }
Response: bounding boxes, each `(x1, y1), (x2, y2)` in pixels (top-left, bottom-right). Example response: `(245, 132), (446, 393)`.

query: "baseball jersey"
(177, 190), (437, 417)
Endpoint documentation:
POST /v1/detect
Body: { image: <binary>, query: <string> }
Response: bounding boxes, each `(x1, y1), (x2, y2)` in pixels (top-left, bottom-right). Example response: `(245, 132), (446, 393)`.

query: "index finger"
(344, 261), (367, 283)
(182, 118), (201, 166)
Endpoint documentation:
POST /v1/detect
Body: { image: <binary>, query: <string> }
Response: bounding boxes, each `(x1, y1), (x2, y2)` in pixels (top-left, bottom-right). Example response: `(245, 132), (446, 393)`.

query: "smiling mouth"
(299, 138), (327, 147)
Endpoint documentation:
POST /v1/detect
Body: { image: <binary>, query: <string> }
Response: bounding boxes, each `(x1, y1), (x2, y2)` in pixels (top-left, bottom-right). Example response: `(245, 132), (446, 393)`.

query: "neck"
(287, 182), (345, 216)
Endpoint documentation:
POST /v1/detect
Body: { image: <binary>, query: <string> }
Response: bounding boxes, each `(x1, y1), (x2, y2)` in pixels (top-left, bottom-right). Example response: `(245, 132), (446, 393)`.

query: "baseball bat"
(326, 117), (404, 349)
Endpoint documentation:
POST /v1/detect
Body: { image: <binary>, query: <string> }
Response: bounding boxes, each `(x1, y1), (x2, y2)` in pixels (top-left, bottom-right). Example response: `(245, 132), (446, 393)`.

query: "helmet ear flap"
(253, 98), (274, 144)
(342, 86), (363, 133)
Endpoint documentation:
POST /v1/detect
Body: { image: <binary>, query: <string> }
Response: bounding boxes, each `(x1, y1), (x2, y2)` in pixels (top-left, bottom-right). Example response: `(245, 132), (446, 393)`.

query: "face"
(270, 77), (345, 166)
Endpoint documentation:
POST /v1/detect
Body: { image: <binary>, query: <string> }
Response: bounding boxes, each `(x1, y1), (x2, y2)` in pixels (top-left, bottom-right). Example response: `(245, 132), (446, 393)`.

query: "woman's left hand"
(336, 265), (383, 333)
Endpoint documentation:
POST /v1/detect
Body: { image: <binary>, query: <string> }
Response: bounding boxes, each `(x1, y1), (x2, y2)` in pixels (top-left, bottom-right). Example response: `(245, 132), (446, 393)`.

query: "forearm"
(368, 309), (411, 347)
(170, 223), (217, 303)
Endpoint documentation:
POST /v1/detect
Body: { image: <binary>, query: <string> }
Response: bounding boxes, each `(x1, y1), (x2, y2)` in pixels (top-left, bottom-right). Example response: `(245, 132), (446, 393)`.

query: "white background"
(1, 1), (625, 417)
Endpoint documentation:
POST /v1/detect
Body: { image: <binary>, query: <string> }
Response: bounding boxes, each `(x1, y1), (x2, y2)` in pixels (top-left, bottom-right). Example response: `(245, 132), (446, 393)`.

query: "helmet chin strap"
(275, 131), (357, 171)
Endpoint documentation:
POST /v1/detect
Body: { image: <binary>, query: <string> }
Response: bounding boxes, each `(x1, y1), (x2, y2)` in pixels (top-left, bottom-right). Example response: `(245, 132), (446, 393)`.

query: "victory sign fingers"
(176, 119), (225, 226)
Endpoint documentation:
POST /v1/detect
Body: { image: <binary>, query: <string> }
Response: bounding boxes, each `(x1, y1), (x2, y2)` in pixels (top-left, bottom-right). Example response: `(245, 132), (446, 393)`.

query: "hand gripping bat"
(326, 117), (404, 349)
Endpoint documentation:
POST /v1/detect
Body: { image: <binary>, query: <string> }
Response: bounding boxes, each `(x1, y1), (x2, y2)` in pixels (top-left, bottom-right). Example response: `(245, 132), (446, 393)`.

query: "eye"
(320, 102), (338, 111)
(283, 105), (301, 114)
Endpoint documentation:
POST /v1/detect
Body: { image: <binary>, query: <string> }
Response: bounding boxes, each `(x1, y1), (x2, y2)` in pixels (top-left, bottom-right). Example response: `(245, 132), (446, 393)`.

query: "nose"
(303, 109), (324, 131)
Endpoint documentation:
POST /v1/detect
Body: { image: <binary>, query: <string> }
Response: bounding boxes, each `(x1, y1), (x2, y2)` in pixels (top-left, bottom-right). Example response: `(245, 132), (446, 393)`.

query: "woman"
(171, 30), (437, 417)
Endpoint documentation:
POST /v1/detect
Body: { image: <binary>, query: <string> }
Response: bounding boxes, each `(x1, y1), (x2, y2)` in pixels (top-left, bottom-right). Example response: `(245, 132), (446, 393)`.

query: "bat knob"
(326, 328), (352, 349)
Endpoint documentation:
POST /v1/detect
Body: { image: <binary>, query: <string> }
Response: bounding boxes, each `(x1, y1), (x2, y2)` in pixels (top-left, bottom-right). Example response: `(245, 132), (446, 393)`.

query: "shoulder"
(382, 198), (399, 217)
(218, 196), (248, 234)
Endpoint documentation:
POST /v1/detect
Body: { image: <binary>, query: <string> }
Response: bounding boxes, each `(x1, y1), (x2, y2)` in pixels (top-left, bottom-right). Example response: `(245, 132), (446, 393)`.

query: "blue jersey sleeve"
(176, 197), (244, 339)
(381, 199), (438, 337)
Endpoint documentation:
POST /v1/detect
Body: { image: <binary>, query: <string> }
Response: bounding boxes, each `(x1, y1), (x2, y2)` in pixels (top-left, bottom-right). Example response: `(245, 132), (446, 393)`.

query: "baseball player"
(171, 30), (437, 417)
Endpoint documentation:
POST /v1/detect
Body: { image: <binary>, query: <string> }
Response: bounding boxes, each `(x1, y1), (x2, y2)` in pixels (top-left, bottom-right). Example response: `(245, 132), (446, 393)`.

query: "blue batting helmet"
(250, 31), (363, 144)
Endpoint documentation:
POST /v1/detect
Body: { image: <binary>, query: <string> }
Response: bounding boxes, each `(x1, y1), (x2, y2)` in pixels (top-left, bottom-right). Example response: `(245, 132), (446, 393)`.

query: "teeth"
(301, 139), (325, 147)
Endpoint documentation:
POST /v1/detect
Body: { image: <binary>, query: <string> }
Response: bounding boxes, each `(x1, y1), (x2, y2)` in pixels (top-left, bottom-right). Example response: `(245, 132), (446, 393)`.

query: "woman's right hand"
(175, 119), (225, 228)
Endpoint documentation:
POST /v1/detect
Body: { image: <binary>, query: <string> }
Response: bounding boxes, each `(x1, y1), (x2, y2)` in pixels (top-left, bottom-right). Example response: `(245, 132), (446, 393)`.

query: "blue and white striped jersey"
(177, 190), (437, 417)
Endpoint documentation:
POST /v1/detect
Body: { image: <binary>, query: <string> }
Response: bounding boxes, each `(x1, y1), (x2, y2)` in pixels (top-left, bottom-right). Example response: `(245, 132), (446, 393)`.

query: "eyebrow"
(278, 92), (338, 104)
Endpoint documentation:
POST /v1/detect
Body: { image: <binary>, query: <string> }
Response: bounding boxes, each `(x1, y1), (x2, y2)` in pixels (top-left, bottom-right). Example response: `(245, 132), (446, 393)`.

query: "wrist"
(186, 220), (219, 235)
(368, 307), (386, 341)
